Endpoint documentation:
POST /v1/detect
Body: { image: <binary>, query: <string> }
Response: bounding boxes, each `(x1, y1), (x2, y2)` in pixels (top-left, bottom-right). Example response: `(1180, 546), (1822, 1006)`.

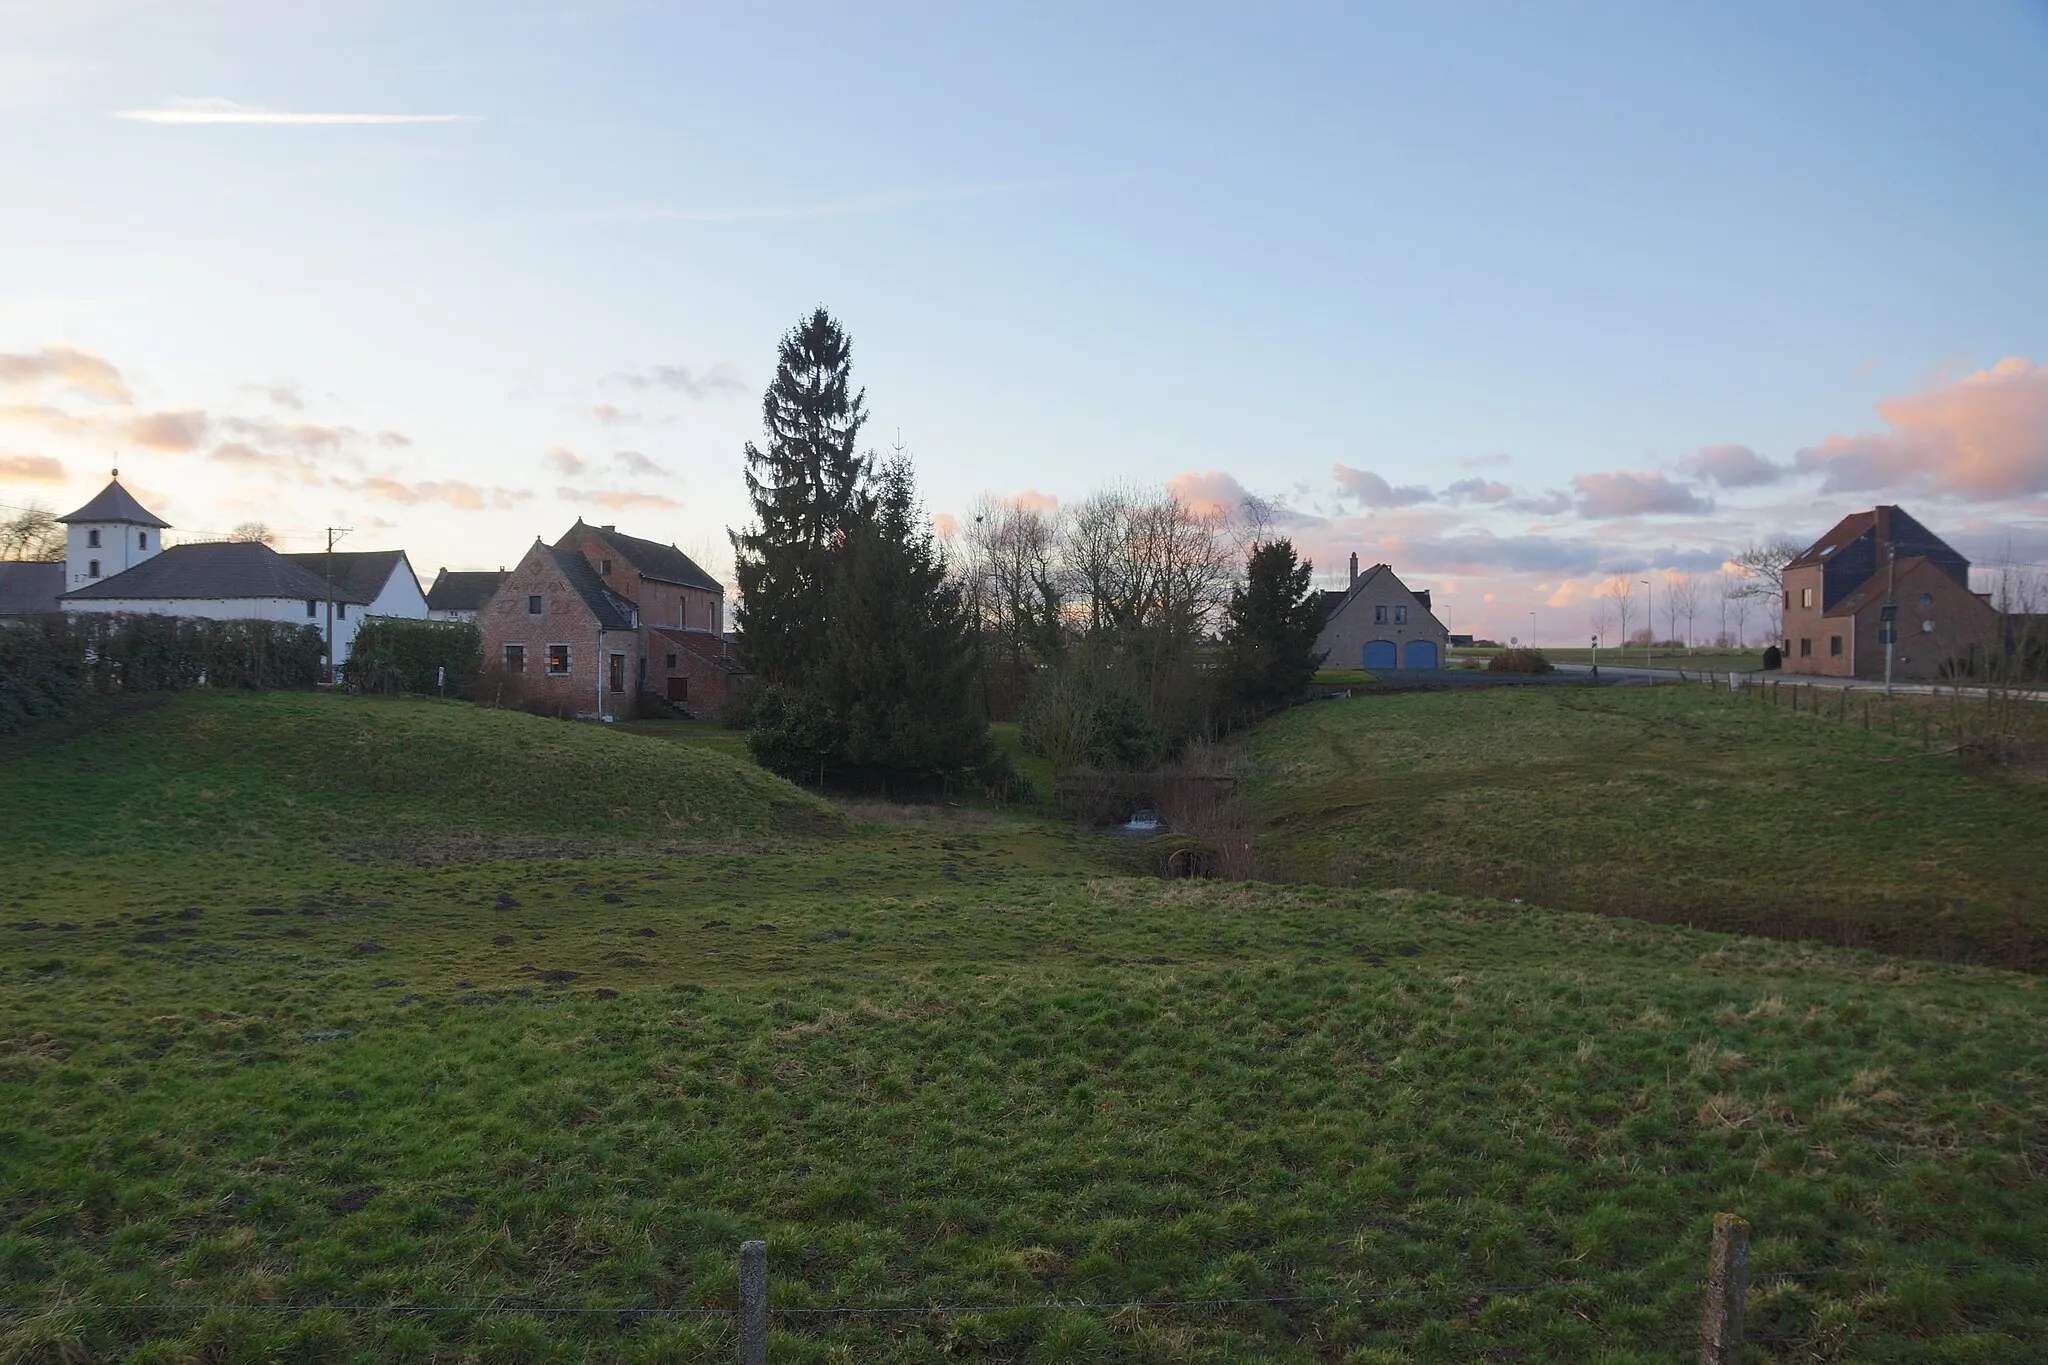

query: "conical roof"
(59, 476), (169, 529)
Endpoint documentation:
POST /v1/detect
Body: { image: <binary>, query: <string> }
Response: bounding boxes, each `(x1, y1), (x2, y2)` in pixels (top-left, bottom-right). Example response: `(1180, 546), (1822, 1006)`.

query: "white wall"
(64, 522), (159, 592)
(365, 556), (431, 621)
(65, 595), (371, 661)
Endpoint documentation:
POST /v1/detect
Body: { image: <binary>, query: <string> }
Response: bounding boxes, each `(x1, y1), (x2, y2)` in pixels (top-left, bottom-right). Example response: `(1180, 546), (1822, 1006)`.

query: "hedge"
(341, 617), (482, 695)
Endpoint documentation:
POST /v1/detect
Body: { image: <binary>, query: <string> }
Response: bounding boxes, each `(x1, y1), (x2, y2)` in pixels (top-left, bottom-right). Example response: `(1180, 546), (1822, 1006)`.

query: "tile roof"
(655, 625), (748, 674)
(425, 569), (507, 612)
(1787, 508), (1884, 571)
(549, 548), (638, 630)
(58, 478), (169, 528)
(60, 541), (368, 603)
(0, 562), (63, 615)
(578, 522), (721, 591)
(281, 550), (416, 605)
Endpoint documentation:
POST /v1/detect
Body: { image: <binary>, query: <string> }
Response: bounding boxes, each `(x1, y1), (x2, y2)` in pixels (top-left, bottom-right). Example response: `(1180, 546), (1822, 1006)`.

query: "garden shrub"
(1488, 647), (1555, 674)
(343, 618), (481, 696)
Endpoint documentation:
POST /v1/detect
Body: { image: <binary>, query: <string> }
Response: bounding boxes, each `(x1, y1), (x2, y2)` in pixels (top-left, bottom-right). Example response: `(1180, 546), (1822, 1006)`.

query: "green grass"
(610, 716), (756, 762)
(3, 692), (2046, 1361)
(1239, 686), (2048, 970)
(1313, 668), (1380, 687)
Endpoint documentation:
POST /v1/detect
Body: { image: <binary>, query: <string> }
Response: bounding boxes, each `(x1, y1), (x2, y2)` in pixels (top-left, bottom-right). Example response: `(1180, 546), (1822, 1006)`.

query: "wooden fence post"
(1700, 1212), (1749, 1364)
(739, 1240), (767, 1365)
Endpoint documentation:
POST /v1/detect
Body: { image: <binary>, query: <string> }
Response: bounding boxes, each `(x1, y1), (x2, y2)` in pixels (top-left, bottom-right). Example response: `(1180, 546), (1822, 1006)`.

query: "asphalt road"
(1554, 663), (2045, 701)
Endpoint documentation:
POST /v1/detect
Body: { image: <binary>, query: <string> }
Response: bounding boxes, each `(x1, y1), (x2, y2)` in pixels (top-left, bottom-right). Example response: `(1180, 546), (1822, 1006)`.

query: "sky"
(3, 0), (2046, 643)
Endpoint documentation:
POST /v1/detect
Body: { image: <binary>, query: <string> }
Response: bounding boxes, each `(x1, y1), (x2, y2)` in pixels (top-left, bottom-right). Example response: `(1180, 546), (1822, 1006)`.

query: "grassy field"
(1450, 648), (1767, 673)
(3, 692), (2046, 1360)
(1239, 686), (2048, 971)
(1313, 668), (1380, 688)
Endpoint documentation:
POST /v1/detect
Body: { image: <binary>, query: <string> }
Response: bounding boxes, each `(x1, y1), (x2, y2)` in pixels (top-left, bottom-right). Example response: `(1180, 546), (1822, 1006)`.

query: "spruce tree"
(731, 307), (871, 687)
(813, 456), (988, 788)
(1219, 539), (1326, 721)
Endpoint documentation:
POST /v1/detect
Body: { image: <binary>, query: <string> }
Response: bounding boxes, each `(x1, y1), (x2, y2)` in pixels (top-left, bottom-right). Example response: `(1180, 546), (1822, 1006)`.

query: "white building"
(54, 476), (429, 664)
(424, 568), (507, 622)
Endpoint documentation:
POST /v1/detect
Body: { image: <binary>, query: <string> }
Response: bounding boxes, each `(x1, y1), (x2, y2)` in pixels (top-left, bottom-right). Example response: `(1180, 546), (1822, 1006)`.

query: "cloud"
(1442, 477), (1511, 505)
(0, 453), (64, 482)
(1681, 444), (1784, 488)
(113, 97), (478, 126)
(932, 512), (960, 539)
(613, 450), (671, 478)
(1165, 469), (1252, 518)
(1333, 463), (1435, 508)
(1459, 452), (1512, 470)
(1572, 470), (1714, 518)
(556, 486), (681, 512)
(1508, 489), (1574, 516)
(604, 362), (745, 399)
(0, 403), (93, 434)
(376, 430), (411, 448)
(340, 476), (530, 510)
(216, 415), (356, 454)
(543, 445), (587, 476)
(1793, 357), (2048, 500)
(126, 408), (210, 450)
(0, 346), (130, 402)
(587, 403), (642, 427)
(241, 382), (303, 411)
(207, 441), (321, 482)
(1006, 489), (1060, 514)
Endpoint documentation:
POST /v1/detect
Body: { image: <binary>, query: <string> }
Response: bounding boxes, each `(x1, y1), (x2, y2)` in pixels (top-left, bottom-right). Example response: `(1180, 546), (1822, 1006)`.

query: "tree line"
(727, 308), (1323, 795)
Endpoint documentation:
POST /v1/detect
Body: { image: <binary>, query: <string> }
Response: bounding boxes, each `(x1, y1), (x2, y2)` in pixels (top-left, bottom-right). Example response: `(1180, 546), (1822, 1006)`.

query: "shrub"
(64, 614), (323, 692)
(1487, 648), (1554, 674)
(1019, 669), (1161, 772)
(745, 686), (847, 785)
(343, 618), (481, 695)
(0, 618), (87, 734)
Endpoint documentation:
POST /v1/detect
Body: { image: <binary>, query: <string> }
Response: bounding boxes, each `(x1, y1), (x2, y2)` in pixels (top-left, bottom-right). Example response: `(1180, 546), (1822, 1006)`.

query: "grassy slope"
(2, 694), (2045, 1360)
(1239, 687), (2048, 969)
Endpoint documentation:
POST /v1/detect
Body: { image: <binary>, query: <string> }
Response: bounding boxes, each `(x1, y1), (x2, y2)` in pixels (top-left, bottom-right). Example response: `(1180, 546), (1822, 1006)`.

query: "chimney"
(1348, 552), (1358, 587)
(601, 524), (616, 532)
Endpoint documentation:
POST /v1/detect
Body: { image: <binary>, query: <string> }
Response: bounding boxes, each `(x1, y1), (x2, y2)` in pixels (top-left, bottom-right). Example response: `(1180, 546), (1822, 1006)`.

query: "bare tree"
(0, 505), (64, 561)
(962, 494), (1062, 716)
(1666, 572), (1700, 648)
(1729, 535), (1802, 645)
(1721, 573), (1752, 647)
(1602, 573), (1636, 650)
(230, 521), (277, 545)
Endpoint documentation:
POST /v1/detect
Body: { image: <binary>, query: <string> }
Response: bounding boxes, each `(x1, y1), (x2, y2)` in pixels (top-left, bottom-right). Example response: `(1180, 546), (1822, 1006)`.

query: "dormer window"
(87, 528), (101, 548)
(601, 559), (613, 575)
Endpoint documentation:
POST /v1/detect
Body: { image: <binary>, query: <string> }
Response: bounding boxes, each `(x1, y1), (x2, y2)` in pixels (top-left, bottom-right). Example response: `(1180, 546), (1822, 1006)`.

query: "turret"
(57, 470), (169, 592)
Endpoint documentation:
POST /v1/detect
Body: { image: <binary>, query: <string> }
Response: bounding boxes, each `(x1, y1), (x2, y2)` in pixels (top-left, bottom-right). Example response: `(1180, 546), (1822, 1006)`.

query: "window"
(1829, 635), (1843, 657)
(1799, 638), (1812, 658)
(601, 559), (612, 575)
(527, 595), (543, 615)
(1919, 592), (1932, 607)
(1800, 587), (1814, 608)
(337, 602), (347, 619)
(1782, 589), (1790, 610)
(88, 559), (100, 578)
(503, 644), (525, 674)
(665, 653), (677, 669)
(87, 528), (101, 548)
(547, 644), (571, 674)
(1393, 605), (1408, 624)
(1373, 604), (1387, 623)
(138, 532), (148, 550)
(306, 599), (317, 618)
(608, 652), (626, 693)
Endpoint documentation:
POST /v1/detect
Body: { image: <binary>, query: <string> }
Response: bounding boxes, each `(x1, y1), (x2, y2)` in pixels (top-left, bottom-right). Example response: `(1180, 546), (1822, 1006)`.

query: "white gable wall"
(64, 522), (161, 592)
(363, 555), (431, 621)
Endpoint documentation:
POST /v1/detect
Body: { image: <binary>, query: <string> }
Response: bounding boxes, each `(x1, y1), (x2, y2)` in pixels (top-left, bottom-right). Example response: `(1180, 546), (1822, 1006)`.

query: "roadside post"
(1700, 1212), (1750, 1363)
(739, 1240), (767, 1365)
(1590, 634), (1599, 682)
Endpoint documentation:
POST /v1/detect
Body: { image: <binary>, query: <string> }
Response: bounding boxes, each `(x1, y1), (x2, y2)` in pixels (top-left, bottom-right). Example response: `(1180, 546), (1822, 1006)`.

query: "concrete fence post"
(1700, 1213), (1749, 1364)
(739, 1240), (767, 1365)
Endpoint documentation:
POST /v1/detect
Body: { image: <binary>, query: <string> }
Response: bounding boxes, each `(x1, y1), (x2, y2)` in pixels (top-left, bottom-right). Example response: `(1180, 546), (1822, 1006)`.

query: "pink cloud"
(343, 476), (531, 511)
(557, 486), (680, 512)
(0, 453), (64, 482)
(931, 511), (960, 538)
(1165, 469), (1251, 517)
(543, 445), (587, 475)
(1333, 463), (1435, 508)
(0, 346), (130, 403)
(126, 409), (210, 451)
(1795, 356), (2048, 500)
(1572, 470), (1713, 518)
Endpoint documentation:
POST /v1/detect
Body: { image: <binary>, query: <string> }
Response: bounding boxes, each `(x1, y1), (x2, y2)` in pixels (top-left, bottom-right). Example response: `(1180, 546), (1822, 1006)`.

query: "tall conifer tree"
(731, 308), (871, 686)
(1219, 538), (1326, 721)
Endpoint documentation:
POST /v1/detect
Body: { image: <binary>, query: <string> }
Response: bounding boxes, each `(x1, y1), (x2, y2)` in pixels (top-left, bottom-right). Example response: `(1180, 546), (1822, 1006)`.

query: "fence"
(10, 1218), (2040, 1360)
(1703, 670), (2048, 760)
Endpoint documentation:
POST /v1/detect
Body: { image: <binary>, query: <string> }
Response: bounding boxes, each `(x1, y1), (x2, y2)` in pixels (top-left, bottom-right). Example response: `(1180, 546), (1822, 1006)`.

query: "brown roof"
(1788, 507), (1887, 572)
(655, 626), (747, 674)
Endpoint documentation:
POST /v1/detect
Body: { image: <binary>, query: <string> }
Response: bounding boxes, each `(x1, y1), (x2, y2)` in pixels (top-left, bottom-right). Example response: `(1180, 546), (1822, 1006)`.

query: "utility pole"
(1883, 541), (1898, 697)
(324, 526), (352, 685)
(1641, 578), (1653, 674)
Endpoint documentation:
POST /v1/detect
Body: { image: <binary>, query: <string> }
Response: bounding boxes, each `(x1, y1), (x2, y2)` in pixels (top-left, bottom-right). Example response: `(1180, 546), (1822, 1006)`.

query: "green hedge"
(0, 619), (88, 734)
(342, 617), (481, 695)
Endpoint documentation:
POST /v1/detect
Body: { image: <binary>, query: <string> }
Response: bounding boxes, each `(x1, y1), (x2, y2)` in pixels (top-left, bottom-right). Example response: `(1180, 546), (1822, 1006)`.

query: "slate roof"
(0, 562), (63, 615)
(549, 548), (638, 630)
(578, 521), (721, 591)
(655, 625), (748, 675)
(60, 542), (370, 603)
(281, 550), (417, 605)
(425, 569), (506, 613)
(58, 478), (170, 528)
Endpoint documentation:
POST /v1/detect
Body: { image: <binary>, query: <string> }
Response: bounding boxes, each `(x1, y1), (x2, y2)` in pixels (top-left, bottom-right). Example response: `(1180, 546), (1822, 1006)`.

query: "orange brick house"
(479, 521), (746, 719)
(1780, 505), (1999, 681)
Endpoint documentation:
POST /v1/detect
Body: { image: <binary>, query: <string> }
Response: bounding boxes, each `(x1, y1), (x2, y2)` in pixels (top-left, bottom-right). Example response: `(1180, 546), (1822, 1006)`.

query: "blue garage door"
(1403, 639), (1439, 670)
(1363, 639), (1397, 670)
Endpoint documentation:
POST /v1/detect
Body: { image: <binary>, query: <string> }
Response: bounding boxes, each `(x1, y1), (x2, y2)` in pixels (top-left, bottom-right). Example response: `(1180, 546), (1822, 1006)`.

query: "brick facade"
(480, 541), (641, 719)
(1780, 506), (1999, 681)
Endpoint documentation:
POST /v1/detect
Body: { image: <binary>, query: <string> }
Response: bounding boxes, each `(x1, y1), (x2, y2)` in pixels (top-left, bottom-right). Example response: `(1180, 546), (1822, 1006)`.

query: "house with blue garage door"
(1315, 555), (1452, 671)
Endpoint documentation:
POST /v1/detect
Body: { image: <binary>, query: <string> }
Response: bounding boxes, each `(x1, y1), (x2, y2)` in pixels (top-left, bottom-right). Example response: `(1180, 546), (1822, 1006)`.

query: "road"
(1554, 663), (2045, 701)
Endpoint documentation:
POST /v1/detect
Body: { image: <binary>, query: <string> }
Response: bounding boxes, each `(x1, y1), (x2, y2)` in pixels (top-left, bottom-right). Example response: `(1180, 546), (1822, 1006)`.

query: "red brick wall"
(650, 631), (746, 720)
(556, 524), (722, 632)
(479, 544), (639, 719)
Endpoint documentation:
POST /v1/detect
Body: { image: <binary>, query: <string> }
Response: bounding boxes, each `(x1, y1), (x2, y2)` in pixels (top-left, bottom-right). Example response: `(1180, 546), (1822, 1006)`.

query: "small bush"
(1487, 648), (1554, 674)
(745, 686), (847, 784)
(1019, 670), (1161, 771)
(0, 618), (87, 734)
(343, 618), (480, 695)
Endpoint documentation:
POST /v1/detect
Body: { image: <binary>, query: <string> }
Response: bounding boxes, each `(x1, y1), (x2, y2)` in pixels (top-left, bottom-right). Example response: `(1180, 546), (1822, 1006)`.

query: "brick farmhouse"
(1779, 505), (2000, 681)
(479, 520), (746, 720)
